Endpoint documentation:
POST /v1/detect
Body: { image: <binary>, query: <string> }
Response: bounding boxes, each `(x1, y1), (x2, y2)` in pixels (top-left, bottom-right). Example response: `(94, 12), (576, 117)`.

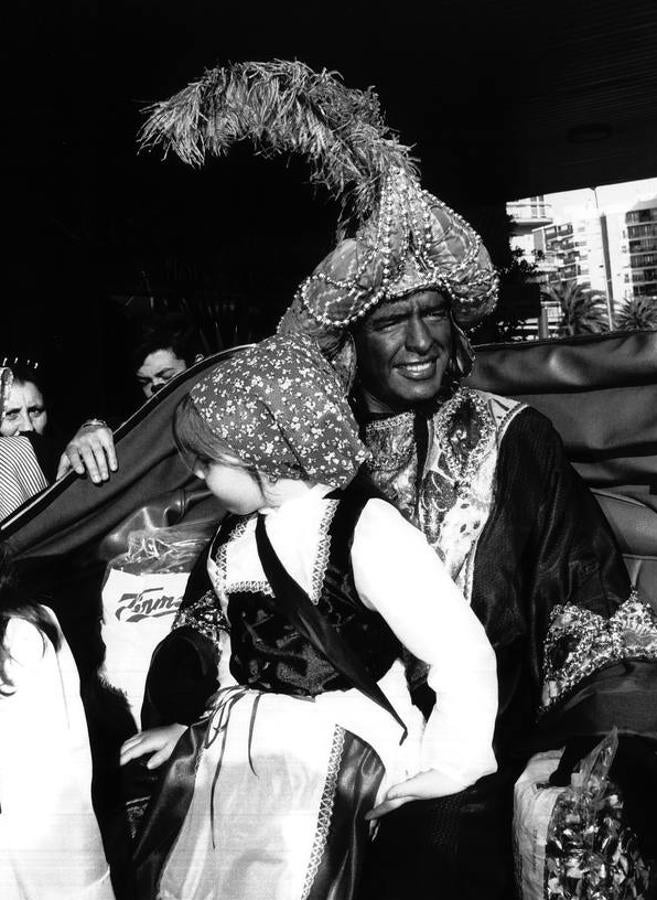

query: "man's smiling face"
(353, 290), (452, 413)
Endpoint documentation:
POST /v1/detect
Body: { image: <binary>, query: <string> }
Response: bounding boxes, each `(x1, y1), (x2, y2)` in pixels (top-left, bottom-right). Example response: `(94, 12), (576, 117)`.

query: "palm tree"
(614, 296), (657, 332)
(543, 282), (609, 336)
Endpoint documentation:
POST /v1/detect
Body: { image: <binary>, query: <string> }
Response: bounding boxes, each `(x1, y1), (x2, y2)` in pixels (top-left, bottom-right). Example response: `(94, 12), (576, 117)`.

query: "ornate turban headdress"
(139, 60), (497, 362)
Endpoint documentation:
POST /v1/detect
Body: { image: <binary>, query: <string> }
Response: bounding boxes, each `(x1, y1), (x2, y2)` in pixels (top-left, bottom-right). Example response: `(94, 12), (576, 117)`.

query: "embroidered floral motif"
(300, 726), (345, 899)
(417, 463), (458, 550)
(173, 589), (229, 647)
(363, 412), (417, 519)
(542, 592), (657, 710)
(433, 388), (496, 492)
(364, 388), (497, 523)
(363, 389), (523, 596)
(364, 411), (416, 473)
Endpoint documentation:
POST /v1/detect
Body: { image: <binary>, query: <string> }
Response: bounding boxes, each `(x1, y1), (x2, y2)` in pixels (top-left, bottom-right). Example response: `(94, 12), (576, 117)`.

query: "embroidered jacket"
(360, 387), (657, 759)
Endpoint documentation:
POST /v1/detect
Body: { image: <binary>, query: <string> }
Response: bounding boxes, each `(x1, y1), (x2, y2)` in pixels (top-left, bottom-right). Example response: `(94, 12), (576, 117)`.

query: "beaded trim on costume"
(172, 589), (230, 646)
(541, 592), (657, 710)
(300, 726), (346, 899)
(364, 411), (416, 474)
(297, 170), (498, 329)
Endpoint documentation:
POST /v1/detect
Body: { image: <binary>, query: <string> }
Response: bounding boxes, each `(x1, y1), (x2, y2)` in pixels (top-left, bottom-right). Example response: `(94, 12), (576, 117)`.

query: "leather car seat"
(468, 329), (657, 608)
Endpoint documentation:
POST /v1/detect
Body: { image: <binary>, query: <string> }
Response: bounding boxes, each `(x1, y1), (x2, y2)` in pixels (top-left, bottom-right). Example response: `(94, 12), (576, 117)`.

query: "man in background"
(56, 316), (203, 483)
(132, 317), (203, 400)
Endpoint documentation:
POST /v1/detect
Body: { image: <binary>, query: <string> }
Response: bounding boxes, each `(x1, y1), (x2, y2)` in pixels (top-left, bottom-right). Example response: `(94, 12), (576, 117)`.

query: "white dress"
(0, 607), (115, 900)
(138, 485), (498, 900)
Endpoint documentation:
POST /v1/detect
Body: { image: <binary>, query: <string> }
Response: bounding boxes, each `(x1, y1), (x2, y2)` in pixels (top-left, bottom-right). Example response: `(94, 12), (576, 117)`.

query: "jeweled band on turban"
(295, 168), (498, 330)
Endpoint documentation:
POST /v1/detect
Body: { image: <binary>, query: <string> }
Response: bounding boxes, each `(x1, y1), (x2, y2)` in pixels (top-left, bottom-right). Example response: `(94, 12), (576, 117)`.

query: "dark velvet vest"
(218, 486), (401, 696)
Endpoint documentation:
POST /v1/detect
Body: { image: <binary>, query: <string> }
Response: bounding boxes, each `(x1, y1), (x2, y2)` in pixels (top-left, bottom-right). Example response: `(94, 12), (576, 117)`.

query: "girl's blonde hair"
(173, 394), (253, 473)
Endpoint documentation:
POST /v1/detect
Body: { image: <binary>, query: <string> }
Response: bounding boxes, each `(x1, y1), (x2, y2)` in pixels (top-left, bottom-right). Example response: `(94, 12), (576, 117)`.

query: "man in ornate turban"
(276, 171), (657, 898)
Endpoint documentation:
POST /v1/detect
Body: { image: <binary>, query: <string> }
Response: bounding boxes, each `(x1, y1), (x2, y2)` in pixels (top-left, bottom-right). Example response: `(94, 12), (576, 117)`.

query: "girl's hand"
(120, 724), (187, 770)
(365, 769), (466, 821)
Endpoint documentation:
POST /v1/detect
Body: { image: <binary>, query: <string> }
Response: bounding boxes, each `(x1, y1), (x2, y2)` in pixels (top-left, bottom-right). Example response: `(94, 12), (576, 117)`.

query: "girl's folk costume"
(133, 334), (498, 899)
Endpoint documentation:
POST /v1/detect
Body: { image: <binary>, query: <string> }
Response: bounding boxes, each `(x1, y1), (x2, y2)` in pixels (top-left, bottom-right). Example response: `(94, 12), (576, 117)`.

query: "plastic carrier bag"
(100, 521), (214, 727)
(514, 730), (650, 900)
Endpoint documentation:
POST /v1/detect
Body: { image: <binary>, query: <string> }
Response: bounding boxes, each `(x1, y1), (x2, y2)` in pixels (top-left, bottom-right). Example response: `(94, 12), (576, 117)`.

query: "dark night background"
(4, 0), (657, 437)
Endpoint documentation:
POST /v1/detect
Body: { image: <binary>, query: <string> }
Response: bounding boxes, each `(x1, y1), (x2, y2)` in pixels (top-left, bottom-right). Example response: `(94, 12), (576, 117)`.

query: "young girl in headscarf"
(120, 333), (498, 900)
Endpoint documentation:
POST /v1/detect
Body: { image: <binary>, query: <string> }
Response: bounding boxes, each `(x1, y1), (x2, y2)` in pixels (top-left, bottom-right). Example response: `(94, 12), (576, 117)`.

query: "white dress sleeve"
(0, 610), (115, 900)
(352, 499), (498, 793)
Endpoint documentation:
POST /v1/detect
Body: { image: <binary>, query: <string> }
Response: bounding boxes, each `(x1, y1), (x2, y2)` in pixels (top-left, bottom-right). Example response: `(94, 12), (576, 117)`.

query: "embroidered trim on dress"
(300, 726), (346, 899)
(215, 501), (341, 604)
(173, 589), (229, 646)
(216, 517), (274, 598)
(310, 499), (340, 604)
(224, 577), (274, 597)
(541, 591), (657, 710)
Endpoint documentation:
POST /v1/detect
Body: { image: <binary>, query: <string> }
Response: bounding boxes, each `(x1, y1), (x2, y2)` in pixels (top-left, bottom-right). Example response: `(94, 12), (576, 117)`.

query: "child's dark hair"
(0, 545), (60, 695)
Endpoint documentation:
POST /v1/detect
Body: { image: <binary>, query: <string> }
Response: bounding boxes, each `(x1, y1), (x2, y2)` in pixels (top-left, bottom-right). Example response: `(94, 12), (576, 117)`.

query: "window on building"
(635, 253), (657, 266)
(627, 209), (657, 225)
(628, 223), (657, 239)
(629, 238), (657, 253)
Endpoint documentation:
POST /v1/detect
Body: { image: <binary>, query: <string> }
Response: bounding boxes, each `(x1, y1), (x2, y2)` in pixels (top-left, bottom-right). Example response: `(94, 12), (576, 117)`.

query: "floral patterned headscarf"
(190, 333), (369, 488)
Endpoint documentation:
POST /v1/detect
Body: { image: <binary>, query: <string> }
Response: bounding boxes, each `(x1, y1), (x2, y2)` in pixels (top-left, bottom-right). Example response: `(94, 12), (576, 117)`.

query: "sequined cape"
(360, 386), (657, 761)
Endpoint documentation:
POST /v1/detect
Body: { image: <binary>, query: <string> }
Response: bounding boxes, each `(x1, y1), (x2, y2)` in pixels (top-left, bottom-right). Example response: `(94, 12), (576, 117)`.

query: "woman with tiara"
(120, 332), (498, 899)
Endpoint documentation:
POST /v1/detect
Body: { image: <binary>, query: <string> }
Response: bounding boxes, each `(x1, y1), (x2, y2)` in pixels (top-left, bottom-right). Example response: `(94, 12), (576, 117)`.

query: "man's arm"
(475, 407), (657, 750)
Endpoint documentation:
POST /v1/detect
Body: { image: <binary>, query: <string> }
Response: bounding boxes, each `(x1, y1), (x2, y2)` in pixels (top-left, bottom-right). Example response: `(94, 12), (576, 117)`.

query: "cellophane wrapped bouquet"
(545, 729), (650, 900)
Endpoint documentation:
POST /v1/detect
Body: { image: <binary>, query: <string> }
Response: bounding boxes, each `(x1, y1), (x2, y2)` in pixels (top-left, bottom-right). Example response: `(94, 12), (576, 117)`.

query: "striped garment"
(0, 436), (49, 521)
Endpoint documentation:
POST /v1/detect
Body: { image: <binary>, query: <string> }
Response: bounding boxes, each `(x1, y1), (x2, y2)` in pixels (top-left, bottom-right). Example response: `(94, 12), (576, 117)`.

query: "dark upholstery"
(467, 329), (657, 608)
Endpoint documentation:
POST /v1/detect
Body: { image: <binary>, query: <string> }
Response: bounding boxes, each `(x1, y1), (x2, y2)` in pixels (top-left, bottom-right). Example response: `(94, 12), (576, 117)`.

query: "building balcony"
(507, 199), (553, 235)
